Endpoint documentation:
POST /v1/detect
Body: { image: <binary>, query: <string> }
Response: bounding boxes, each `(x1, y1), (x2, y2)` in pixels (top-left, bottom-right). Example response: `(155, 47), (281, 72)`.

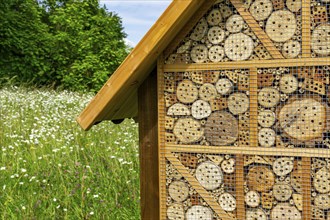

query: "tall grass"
(0, 87), (140, 219)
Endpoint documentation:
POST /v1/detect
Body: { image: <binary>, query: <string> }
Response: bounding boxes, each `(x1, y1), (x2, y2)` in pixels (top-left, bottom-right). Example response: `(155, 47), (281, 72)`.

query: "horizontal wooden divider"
(164, 57), (330, 72)
(166, 145), (330, 158)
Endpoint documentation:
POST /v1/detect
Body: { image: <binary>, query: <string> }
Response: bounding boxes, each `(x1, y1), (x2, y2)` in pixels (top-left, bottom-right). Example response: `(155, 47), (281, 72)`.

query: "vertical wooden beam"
(249, 68), (258, 147)
(138, 69), (159, 220)
(302, 0), (311, 58)
(157, 54), (167, 220)
(235, 155), (245, 219)
(230, 0), (284, 59)
(302, 157), (312, 220)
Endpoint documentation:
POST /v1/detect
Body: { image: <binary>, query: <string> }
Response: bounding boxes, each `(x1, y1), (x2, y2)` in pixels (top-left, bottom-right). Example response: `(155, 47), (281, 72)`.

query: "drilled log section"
(166, 152), (237, 220)
(230, 0), (284, 59)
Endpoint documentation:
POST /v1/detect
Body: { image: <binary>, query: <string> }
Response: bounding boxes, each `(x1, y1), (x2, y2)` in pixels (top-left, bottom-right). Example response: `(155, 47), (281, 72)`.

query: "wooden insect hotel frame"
(78, 0), (330, 219)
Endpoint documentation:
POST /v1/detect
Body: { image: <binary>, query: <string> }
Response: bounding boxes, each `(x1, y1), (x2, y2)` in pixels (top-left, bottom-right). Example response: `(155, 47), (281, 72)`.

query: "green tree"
(43, 0), (129, 91)
(0, 0), (52, 84)
(0, 0), (129, 91)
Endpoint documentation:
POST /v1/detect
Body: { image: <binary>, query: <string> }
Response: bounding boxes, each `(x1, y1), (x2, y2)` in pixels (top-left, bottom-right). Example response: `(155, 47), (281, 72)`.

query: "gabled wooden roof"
(77, 0), (207, 130)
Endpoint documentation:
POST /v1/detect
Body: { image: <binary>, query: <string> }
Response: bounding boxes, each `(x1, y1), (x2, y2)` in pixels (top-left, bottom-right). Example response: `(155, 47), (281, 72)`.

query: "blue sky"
(100, 1), (171, 46)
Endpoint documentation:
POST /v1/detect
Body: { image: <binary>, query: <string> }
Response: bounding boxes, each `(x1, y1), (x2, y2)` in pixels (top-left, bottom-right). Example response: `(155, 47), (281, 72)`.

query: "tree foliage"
(0, 0), (129, 91)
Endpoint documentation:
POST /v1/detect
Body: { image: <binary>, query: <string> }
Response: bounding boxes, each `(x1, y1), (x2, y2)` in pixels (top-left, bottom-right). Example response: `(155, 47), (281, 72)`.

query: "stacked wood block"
(164, 70), (249, 147)
(161, 0), (330, 219)
(166, 154), (237, 219)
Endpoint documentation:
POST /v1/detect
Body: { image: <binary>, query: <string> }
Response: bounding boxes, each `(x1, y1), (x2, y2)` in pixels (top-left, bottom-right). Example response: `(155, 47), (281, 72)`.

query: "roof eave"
(77, 0), (206, 131)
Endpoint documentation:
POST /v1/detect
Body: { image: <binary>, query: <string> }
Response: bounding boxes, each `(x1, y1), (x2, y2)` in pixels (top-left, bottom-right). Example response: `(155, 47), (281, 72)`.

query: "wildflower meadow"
(0, 87), (140, 219)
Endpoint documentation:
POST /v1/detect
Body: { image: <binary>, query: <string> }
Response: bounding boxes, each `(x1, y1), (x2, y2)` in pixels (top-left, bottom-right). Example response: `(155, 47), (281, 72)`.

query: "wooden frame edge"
(157, 54), (167, 220)
(166, 145), (330, 158)
(164, 57), (330, 72)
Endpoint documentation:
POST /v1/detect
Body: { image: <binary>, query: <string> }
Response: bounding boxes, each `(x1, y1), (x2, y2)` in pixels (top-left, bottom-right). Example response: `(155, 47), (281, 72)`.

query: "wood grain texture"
(164, 57), (330, 72)
(249, 68), (258, 147)
(235, 155), (245, 219)
(166, 152), (237, 220)
(138, 70), (159, 220)
(166, 145), (330, 158)
(230, 0), (284, 59)
(302, 157), (311, 220)
(164, 0), (216, 58)
(77, 0), (206, 130)
(157, 55), (167, 220)
(301, 0), (311, 58)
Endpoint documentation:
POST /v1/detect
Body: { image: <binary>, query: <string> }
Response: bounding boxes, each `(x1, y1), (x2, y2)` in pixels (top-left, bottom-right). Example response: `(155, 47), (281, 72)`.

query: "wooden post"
(138, 70), (159, 220)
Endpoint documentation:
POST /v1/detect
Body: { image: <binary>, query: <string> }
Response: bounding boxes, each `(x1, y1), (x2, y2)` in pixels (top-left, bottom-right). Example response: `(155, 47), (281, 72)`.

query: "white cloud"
(124, 38), (136, 47)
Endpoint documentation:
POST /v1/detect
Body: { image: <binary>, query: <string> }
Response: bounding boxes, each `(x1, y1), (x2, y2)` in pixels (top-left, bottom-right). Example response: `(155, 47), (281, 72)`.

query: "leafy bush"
(0, 0), (129, 92)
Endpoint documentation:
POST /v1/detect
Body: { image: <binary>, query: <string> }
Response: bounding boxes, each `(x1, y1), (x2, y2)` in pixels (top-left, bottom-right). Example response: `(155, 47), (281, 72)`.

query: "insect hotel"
(78, 0), (330, 219)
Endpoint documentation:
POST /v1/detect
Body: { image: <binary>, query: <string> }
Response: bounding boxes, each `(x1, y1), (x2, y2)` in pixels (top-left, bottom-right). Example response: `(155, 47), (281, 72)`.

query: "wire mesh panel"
(164, 70), (249, 147)
(166, 153), (237, 219)
(311, 1), (330, 58)
(244, 156), (303, 219)
(166, 0), (303, 65)
(158, 0), (330, 219)
(311, 157), (330, 219)
(257, 66), (330, 148)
